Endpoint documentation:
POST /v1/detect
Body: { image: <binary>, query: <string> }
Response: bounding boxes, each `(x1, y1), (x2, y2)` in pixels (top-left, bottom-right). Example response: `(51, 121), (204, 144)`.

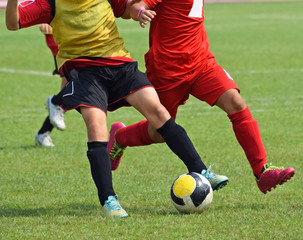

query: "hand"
(39, 24), (53, 35)
(138, 8), (156, 28)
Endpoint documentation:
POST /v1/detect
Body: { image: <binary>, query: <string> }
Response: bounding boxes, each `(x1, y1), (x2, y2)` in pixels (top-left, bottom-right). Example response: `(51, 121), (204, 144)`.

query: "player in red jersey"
(35, 24), (67, 147)
(108, 0), (295, 194)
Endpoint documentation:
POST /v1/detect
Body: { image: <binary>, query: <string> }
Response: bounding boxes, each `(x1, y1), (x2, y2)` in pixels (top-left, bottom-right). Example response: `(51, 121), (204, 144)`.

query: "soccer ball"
(170, 172), (213, 214)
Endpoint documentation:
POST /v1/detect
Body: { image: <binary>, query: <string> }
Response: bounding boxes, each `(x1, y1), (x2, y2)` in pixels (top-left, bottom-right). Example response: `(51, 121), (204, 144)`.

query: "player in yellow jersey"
(6, 0), (227, 218)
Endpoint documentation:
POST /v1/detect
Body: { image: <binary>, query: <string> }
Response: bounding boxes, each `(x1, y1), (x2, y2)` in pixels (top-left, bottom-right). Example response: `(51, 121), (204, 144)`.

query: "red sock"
(116, 120), (154, 147)
(228, 107), (267, 177)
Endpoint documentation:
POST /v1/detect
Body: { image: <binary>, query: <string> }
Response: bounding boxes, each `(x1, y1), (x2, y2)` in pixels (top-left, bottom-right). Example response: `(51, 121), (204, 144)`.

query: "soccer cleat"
(102, 195), (128, 218)
(107, 122), (126, 170)
(47, 95), (66, 131)
(256, 164), (295, 194)
(201, 165), (229, 191)
(35, 131), (55, 147)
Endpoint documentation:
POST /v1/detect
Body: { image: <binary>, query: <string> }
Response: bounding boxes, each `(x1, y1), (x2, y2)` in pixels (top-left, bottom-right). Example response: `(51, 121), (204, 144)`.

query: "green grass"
(0, 1), (303, 239)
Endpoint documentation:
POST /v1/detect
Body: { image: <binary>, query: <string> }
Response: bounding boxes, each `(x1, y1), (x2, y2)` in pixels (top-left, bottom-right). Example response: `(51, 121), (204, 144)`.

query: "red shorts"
(149, 61), (239, 119)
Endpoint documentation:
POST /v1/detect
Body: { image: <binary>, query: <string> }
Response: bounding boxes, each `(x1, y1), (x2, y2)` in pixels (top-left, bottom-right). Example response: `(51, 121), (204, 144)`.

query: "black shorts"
(61, 62), (153, 113)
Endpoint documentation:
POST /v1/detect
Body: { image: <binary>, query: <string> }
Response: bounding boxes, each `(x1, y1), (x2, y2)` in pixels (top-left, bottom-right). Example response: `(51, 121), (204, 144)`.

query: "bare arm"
(39, 23), (53, 35)
(6, 0), (20, 30)
(122, 0), (156, 28)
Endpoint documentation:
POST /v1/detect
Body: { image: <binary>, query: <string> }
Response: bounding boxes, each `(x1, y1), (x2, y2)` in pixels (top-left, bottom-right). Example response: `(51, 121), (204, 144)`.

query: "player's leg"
(114, 84), (185, 146)
(192, 64), (267, 176)
(216, 89), (295, 193)
(35, 116), (54, 147)
(47, 95), (65, 130)
(60, 68), (128, 218)
(108, 83), (186, 170)
(192, 63), (295, 193)
(47, 76), (67, 131)
(125, 87), (207, 171)
(80, 106), (128, 218)
(36, 89), (64, 147)
(123, 87), (227, 190)
(215, 88), (267, 175)
(36, 74), (67, 146)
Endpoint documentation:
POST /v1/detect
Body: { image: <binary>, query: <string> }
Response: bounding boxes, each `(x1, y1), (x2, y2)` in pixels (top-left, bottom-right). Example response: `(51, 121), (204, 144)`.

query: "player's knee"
(230, 94), (246, 111)
(147, 104), (171, 129)
(216, 90), (246, 114)
(154, 105), (170, 121)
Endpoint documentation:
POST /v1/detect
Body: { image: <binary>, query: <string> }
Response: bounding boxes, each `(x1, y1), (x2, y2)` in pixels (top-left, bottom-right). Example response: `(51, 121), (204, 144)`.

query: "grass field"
(0, 1), (303, 239)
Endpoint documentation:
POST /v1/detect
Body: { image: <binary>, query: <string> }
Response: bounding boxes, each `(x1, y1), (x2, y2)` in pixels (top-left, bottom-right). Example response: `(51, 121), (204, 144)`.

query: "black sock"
(157, 118), (207, 173)
(51, 92), (63, 106)
(87, 141), (115, 206)
(38, 116), (54, 134)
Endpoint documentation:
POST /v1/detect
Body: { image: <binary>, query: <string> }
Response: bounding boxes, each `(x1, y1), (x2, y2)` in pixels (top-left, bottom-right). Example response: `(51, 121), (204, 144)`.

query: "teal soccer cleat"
(102, 195), (128, 218)
(201, 165), (229, 191)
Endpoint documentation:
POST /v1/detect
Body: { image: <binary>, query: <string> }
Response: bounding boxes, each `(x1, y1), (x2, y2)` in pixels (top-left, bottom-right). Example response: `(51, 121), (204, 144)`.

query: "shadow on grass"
(211, 202), (268, 211)
(0, 203), (100, 217)
(0, 204), (184, 219)
(0, 202), (271, 218)
(0, 145), (44, 151)
(126, 202), (269, 217)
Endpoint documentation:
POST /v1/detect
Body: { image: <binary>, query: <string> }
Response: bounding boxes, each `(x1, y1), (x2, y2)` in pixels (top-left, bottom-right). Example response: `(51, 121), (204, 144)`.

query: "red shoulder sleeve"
(143, 0), (162, 9)
(109, 0), (127, 18)
(18, 0), (53, 28)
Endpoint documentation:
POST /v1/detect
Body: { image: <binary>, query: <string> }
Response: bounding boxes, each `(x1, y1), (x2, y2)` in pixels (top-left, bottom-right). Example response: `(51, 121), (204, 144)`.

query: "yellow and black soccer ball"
(170, 172), (213, 214)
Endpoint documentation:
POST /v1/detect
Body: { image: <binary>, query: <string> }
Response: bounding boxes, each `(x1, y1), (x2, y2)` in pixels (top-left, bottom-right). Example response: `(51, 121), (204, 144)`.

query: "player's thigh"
(125, 87), (170, 129)
(80, 106), (108, 142)
(191, 65), (239, 106)
(156, 84), (191, 120)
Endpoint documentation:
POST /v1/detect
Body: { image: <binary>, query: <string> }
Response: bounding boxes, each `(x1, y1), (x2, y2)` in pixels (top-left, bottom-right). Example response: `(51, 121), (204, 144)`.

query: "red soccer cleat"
(256, 164), (295, 194)
(107, 122), (126, 170)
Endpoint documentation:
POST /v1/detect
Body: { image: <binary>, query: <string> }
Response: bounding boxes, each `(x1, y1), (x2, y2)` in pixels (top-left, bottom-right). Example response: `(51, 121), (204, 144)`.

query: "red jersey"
(144, 0), (215, 91)
(109, 0), (127, 17)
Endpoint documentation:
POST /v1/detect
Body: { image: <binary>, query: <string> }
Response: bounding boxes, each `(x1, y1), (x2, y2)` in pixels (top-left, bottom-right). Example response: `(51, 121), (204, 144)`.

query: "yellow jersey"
(50, 0), (131, 69)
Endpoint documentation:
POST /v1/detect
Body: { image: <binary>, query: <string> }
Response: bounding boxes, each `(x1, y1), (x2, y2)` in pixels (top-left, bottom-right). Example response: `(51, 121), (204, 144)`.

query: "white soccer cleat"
(47, 95), (66, 131)
(35, 131), (55, 147)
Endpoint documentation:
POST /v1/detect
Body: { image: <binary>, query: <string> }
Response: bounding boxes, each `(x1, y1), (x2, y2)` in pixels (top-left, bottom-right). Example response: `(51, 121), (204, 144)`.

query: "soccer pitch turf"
(0, 1), (302, 239)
